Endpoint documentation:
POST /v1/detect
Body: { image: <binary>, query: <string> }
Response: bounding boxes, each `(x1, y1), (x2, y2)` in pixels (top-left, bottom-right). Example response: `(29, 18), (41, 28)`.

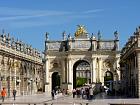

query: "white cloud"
(83, 9), (104, 14)
(0, 7), (104, 28)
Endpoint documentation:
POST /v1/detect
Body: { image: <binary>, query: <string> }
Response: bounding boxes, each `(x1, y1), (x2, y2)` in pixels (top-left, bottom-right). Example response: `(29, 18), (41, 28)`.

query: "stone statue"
(68, 33), (71, 39)
(136, 28), (138, 33)
(7, 33), (11, 46)
(62, 31), (66, 40)
(97, 30), (101, 40)
(11, 37), (15, 49)
(75, 25), (87, 37)
(45, 32), (49, 41)
(114, 31), (118, 40)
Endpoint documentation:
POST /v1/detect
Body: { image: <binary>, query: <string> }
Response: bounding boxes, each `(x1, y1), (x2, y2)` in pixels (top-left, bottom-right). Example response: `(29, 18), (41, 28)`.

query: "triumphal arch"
(44, 25), (120, 92)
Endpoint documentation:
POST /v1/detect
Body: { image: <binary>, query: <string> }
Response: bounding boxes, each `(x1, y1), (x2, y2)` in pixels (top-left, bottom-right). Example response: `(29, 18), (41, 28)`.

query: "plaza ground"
(0, 92), (140, 105)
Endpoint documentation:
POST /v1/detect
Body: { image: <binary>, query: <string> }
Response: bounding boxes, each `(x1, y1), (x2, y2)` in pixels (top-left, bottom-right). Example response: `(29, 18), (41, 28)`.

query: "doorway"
(52, 72), (60, 91)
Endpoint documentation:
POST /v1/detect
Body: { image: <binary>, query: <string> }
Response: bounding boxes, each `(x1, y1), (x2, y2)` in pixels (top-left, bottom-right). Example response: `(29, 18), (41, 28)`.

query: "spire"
(68, 33), (71, 40)
(97, 30), (101, 40)
(62, 31), (66, 40)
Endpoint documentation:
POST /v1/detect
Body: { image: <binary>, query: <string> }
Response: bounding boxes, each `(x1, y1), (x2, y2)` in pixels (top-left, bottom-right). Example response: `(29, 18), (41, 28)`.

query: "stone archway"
(104, 71), (113, 90)
(73, 60), (90, 89)
(51, 72), (60, 91)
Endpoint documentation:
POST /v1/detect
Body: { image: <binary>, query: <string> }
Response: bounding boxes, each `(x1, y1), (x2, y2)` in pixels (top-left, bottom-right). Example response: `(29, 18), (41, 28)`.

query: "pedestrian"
(13, 89), (17, 100)
(72, 88), (76, 98)
(51, 90), (55, 100)
(89, 87), (93, 100)
(81, 88), (84, 99)
(1, 88), (6, 102)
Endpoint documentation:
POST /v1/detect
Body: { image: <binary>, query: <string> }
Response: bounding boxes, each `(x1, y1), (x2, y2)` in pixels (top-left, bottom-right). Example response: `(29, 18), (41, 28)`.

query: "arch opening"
(51, 72), (60, 91)
(104, 71), (113, 90)
(73, 60), (91, 89)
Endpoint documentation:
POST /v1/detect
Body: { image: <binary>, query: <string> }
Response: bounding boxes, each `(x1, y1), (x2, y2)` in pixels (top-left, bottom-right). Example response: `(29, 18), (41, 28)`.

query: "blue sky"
(0, 0), (140, 52)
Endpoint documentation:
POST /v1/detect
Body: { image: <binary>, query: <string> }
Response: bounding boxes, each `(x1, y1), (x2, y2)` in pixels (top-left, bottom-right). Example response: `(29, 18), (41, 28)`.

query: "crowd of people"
(72, 87), (94, 100)
(51, 85), (98, 100)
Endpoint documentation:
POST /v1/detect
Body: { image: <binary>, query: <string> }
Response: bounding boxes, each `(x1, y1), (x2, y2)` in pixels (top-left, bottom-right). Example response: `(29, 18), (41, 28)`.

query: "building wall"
(0, 33), (43, 96)
(120, 26), (140, 97)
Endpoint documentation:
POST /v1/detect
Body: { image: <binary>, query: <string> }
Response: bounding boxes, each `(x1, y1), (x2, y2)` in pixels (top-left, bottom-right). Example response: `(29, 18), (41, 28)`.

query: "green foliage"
(104, 76), (113, 81)
(76, 77), (87, 87)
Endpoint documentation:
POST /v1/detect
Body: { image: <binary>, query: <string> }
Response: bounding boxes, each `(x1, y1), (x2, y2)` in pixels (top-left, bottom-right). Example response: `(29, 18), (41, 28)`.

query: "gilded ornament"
(75, 25), (87, 37)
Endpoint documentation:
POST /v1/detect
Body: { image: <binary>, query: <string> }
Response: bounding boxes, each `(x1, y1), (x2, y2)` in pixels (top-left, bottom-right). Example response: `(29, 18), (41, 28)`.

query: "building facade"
(120, 26), (140, 98)
(0, 32), (43, 96)
(44, 25), (120, 93)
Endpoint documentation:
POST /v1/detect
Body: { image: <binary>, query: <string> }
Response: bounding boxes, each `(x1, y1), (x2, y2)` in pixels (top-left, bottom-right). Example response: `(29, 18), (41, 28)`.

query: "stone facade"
(44, 25), (120, 93)
(120, 26), (140, 98)
(0, 32), (43, 96)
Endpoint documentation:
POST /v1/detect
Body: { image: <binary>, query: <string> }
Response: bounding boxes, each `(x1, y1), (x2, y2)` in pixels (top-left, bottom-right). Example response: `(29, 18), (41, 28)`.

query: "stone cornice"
(0, 49), (43, 65)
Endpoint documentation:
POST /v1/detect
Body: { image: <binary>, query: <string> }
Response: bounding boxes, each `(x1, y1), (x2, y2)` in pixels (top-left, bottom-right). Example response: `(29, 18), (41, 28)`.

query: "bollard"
(34, 104), (36, 105)
(86, 103), (89, 105)
(44, 104), (48, 105)
(80, 103), (82, 105)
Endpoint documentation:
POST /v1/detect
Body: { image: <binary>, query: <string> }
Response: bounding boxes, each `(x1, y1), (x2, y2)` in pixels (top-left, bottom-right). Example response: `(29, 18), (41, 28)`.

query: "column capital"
(46, 58), (49, 61)
(91, 57), (96, 60)
(67, 57), (72, 61)
(97, 57), (102, 61)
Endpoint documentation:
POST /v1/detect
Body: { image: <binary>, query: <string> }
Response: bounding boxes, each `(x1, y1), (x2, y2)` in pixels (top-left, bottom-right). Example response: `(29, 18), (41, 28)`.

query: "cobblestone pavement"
(0, 92), (140, 105)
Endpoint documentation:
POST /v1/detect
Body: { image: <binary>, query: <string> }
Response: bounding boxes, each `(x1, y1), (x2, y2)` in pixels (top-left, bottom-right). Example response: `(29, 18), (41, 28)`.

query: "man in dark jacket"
(13, 89), (17, 100)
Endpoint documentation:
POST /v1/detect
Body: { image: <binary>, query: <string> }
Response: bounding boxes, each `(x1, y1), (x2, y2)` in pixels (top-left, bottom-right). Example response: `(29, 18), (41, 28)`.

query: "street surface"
(0, 92), (140, 105)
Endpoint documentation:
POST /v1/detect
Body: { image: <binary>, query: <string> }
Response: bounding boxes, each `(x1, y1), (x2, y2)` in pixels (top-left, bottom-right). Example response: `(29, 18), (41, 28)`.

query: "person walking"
(72, 88), (76, 98)
(89, 87), (93, 100)
(81, 88), (84, 99)
(13, 89), (17, 100)
(1, 88), (6, 102)
(51, 90), (55, 100)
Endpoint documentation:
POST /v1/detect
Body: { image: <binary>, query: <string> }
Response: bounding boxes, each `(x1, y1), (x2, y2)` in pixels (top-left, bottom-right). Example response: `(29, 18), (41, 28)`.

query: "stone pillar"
(9, 59), (12, 97)
(1, 56), (7, 90)
(96, 58), (100, 82)
(67, 57), (72, 91)
(68, 58), (72, 84)
(66, 58), (69, 83)
(137, 53), (140, 97)
(99, 58), (103, 83)
(14, 61), (17, 90)
(45, 57), (49, 92)
(62, 59), (66, 83)
(91, 57), (96, 83)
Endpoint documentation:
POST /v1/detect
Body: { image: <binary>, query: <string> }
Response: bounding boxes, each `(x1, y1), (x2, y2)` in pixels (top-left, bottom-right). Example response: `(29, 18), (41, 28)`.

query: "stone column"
(62, 59), (66, 83)
(68, 58), (72, 84)
(45, 57), (49, 92)
(99, 58), (103, 83)
(67, 57), (72, 91)
(14, 61), (17, 90)
(137, 53), (140, 97)
(9, 59), (12, 97)
(91, 57), (96, 83)
(96, 58), (100, 82)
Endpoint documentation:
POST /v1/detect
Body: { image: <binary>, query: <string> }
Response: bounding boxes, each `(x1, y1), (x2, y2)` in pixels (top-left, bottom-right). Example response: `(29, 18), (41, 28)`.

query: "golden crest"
(75, 25), (87, 37)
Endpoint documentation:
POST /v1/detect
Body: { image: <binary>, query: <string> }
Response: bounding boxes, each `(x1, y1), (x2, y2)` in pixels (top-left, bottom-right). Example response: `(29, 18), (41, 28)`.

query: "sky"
(0, 0), (140, 52)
